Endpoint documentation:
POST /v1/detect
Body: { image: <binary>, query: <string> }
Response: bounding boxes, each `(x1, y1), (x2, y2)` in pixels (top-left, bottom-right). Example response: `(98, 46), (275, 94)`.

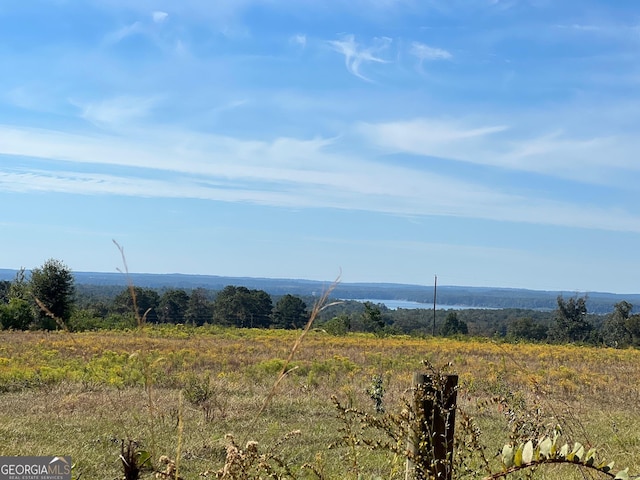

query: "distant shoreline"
(342, 298), (499, 311)
(2, 269), (638, 314)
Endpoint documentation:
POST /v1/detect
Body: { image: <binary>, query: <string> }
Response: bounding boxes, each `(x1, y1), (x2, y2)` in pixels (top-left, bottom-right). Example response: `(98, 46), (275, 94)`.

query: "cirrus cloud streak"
(1, 123), (639, 234)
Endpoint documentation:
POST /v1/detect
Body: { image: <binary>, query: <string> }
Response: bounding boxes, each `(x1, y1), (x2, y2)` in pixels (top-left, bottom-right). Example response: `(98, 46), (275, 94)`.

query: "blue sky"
(1, 1), (640, 293)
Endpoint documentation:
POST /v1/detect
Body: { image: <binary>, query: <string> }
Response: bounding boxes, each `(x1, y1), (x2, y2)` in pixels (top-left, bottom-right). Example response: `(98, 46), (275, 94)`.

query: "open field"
(1, 326), (640, 479)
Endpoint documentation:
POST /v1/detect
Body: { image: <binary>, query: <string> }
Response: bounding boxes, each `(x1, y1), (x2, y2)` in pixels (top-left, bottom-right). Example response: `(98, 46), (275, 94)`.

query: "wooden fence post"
(405, 373), (458, 480)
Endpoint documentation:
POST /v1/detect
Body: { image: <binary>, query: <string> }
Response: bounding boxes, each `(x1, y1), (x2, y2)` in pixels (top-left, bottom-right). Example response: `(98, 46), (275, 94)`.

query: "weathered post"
(406, 373), (458, 480)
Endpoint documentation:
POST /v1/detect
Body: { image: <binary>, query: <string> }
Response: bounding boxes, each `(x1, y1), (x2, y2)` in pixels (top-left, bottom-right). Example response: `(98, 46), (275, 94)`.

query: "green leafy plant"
(119, 439), (152, 480)
(366, 374), (385, 413)
(182, 373), (219, 422)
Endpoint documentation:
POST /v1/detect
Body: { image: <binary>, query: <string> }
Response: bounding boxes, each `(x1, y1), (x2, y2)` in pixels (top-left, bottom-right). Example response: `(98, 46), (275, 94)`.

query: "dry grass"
(0, 327), (639, 478)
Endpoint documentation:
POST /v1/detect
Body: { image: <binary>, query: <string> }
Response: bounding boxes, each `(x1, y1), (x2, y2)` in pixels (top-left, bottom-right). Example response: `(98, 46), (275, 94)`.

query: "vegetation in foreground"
(2, 255), (640, 478)
(1, 327), (640, 478)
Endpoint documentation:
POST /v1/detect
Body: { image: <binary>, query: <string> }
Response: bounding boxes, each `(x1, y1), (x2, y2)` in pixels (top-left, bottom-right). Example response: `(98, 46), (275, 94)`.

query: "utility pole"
(432, 275), (437, 336)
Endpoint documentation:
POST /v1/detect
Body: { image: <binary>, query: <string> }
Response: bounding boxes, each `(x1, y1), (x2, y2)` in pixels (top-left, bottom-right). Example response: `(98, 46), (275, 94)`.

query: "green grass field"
(0, 326), (639, 479)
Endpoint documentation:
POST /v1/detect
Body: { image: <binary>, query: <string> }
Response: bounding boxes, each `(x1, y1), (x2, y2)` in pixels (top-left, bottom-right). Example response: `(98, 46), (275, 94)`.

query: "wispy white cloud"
(410, 41), (452, 62)
(74, 96), (159, 128)
(1, 124), (639, 233)
(359, 118), (507, 161)
(3, 85), (63, 113)
(102, 10), (173, 49)
(103, 21), (144, 45)
(365, 118), (507, 142)
(92, 0), (418, 26)
(290, 34), (307, 49)
(486, 0), (520, 11)
(358, 117), (640, 185)
(328, 34), (391, 81)
(554, 22), (640, 38)
(557, 24), (603, 33)
(152, 10), (169, 24)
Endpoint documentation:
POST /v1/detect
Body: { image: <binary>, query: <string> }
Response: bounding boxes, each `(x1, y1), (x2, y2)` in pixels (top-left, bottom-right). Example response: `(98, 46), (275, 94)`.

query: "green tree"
(323, 314), (351, 336)
(0, 280), (10, 303)
(185, 288), (213, 326)
(212, 286), (243, 327)
(9, 268), (30, 301)
(272, 294), (308, 329)
(249, 290), (273, 328)
(362, 302), (385, 334)
(30, 259), (75, 330)
(67, 309), (136, 331)
(67, 309), (104, 332)
(112, 287), (160, 324)
(212, 286), (273, 328)
(440, 311), (468, 336)
(625, 313), (640, 347)
(507, 317), (548, 342)
(600, 301), (640, 348)
(548, 296), (592, 343)
(81, 300), (110, 319)
(158, 289), (190, 323)
(602, 301), (633, 348)
(0, 298), (34, 330)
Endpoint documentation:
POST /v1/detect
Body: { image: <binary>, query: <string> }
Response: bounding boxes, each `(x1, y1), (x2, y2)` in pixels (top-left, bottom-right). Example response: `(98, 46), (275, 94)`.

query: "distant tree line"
(2, 259), (640, 348)
(0, 261), (310, 331)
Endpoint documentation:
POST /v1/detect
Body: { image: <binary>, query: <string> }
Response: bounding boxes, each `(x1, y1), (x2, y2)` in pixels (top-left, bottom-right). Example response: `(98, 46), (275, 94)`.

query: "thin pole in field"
(432, 275), (437, 336)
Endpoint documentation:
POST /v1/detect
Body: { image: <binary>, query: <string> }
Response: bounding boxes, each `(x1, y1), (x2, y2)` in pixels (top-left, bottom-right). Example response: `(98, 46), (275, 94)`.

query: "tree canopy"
(440, 311), (468, 336)
(30, 258), (75, 330)
(506, 317), (548, 341)
(158, 289), (190, 324)
(548, 296), (592, 343)
(602, 301), (640, 348)
(212, 286), (273, 328)
(113, 287), (160, 324)
(184, 288), (213, 326)
(272, 294), (308, 329)
(0, 280), (10, 303)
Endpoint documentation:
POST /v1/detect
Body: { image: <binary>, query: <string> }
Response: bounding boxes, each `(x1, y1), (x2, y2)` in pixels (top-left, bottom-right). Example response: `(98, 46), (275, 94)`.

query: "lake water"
(343, 299), (489, 310)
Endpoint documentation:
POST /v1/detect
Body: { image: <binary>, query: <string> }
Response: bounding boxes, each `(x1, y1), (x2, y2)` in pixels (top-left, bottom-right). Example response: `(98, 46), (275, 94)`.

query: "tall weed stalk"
(244, 277), (341, 444)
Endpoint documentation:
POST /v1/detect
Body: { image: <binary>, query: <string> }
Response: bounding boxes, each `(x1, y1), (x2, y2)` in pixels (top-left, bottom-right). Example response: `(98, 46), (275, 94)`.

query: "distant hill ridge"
(1, 269), (638, 314)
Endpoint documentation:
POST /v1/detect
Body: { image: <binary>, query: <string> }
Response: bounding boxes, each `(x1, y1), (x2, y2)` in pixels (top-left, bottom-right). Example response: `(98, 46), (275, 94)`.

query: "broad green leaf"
(539, 437), (552, 459)
(136, 450), (152, 468)
(615, 467), (629, 480)
(522, 440), (534, 465)
(502, 444), (515, 469)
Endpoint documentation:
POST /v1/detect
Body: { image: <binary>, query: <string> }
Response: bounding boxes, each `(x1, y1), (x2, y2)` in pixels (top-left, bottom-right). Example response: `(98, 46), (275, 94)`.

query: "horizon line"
(0, 267), (637, 296)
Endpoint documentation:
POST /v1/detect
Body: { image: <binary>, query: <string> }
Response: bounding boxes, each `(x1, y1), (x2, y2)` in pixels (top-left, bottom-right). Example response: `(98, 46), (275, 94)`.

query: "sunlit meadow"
(0, 327), (639, 478)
